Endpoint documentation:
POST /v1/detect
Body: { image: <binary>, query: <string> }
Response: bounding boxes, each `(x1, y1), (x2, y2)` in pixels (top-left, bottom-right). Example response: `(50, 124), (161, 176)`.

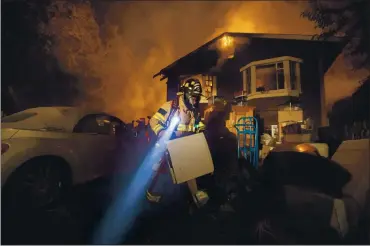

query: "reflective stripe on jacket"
(177, 121), (205, 132)
(149, 96), (206, 136)
(150, 101), (172, 135)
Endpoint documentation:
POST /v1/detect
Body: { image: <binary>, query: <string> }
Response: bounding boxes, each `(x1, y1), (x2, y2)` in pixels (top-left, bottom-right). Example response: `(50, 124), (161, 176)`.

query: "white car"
(1, 106), (128, 208)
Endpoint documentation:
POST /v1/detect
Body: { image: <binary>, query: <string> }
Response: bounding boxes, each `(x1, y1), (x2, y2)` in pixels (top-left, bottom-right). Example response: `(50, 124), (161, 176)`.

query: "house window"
(276, 62), (285, 89)
(290, 61), (297, 90)
(203, 75), (214, 99)
(245, 68), (251, 94)
(240, 56), (302, 99)
(255, 62), (285, 92)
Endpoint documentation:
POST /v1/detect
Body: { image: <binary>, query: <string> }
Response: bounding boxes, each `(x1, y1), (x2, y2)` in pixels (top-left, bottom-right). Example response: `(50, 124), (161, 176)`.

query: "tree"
(302, 0), (370, 70)
(38, 0), (131, 112)
(38, 0), (106, 102)
(2, 0), (79, 113)
(37, 0), (154, 120)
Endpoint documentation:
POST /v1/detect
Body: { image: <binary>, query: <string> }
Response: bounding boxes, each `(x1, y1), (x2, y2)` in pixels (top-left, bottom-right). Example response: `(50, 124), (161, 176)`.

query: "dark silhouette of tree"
(328, 76), (369, 128)
(1, 0), (79, 114)
(351, 76), (369, 122)
(302, 0), (370, 70)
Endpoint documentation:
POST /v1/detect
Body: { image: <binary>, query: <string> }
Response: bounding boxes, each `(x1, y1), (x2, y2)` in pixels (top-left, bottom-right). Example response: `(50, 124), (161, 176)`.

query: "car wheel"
(3, 158), (71, 210)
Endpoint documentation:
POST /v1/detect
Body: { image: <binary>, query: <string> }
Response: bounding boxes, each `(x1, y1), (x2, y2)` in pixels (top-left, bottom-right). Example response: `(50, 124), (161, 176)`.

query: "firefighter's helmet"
(180, 78), (202, 108)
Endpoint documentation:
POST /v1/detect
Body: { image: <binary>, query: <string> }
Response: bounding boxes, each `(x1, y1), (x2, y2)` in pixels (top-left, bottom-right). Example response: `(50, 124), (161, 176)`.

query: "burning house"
(153, 32), (344, 142)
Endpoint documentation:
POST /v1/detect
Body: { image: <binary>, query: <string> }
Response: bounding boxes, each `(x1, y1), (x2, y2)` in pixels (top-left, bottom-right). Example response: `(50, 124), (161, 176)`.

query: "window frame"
(73, 113), (125, 136)
(245, 67), (251, 94)
(289, 60), (298, 90)
(202, 74), (214, 99)
(240, 56), (302, 99)
(255, 62), (285, 91)
(275, 62), (285, 90)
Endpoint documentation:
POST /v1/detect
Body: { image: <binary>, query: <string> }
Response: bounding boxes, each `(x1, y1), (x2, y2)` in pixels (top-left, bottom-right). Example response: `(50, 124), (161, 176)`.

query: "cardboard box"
(229, 105), (255, 134)
(166, 133), (214, 184)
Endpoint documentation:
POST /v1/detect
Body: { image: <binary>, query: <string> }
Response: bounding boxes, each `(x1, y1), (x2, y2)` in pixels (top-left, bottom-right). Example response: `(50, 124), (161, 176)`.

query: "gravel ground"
(2, 177), (113, 245)
(1, 174), (253, 245)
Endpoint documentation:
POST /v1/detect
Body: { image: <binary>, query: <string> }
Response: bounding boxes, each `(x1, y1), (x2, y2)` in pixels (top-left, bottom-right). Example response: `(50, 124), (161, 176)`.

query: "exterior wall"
(166, 37), (342, 131)
(213, 38), (338, 130)
(321, 78), (369, 146)
(317, 58), (369, 156)
(166, 76), (180, 101)
(323, 53), (370, 126)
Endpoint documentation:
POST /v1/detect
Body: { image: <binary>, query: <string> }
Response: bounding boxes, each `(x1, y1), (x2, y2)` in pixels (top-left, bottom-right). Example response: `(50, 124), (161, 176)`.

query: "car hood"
(1, 107), (73, 132)
(1, 128), (20, 141)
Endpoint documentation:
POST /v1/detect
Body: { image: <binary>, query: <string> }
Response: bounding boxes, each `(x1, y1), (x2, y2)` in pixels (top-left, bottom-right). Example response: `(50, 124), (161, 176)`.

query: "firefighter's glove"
(146, 190), (161, 203)
(193, 190), (210, 207)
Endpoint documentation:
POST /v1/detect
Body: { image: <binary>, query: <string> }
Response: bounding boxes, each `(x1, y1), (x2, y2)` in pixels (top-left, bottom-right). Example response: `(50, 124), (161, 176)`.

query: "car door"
(93, 115), (124, 176)
(71, 114), (114, 182)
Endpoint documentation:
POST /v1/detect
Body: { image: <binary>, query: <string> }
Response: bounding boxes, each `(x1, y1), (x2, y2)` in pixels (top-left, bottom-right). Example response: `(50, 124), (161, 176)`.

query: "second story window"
(255, 62), (285, 91)
(290, 61), (298, 90)
(240, 56), (302, 100)
(203, 75), (214, 99)
(246, 67), (251, 94)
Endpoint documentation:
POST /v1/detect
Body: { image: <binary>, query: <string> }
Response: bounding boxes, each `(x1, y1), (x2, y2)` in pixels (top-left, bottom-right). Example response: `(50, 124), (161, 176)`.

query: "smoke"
(40, 0), (317, 122)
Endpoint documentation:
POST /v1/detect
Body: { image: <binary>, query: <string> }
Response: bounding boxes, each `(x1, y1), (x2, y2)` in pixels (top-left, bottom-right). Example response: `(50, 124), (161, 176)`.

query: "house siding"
(166, 36), (343, 129)
(324, 53), (370, 125)
(213, 38), (341, 128)
(166, 76), (180, 101)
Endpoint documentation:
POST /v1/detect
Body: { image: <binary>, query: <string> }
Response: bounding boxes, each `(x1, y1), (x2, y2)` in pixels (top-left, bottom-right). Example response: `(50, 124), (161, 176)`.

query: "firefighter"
(146, 78), (206, 205)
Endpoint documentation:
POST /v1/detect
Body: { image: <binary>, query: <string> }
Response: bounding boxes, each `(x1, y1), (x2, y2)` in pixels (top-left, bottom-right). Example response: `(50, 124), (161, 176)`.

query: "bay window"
(289, 60), (298, 90)
(240, 56), (302, 100)
(255, 62), (285, 91)
(243, 67), (252, 94)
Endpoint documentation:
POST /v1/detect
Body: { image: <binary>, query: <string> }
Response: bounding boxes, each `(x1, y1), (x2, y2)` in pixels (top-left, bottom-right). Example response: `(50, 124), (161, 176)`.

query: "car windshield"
(1, 112), (37, 123)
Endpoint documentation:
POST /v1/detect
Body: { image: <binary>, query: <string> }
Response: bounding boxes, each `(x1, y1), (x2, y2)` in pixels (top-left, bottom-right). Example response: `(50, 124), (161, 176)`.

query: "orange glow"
(220, 35), (234, 49)
(39, 1), (318, 122)
(324, 53), (370, 115)
(208, 1), (318, 39)
(295, 143), (319, 155)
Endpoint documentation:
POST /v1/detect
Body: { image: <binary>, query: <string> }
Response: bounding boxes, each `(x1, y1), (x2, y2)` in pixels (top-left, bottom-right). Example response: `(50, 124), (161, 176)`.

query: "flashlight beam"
(92, 115), (180, 244)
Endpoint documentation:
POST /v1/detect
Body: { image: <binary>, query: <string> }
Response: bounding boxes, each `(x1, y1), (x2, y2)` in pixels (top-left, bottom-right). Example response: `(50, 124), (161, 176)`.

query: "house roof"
(153, 32), (343, 81)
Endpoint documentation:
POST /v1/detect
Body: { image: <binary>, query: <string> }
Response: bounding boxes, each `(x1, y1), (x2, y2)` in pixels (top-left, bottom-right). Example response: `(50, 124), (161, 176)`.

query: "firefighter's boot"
(146, 166), (163, 203)
(193, 190), (210, 207)
(146, 190), (162, 203)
